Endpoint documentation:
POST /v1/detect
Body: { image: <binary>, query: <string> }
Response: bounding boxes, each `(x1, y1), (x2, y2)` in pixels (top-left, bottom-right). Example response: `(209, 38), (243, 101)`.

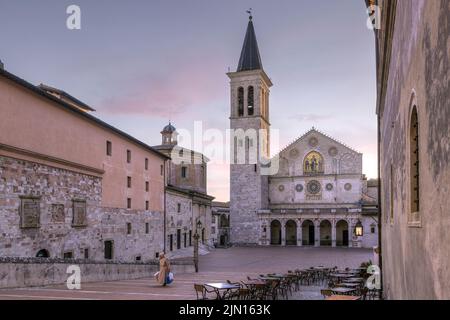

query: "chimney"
(0, 59), (4, 70)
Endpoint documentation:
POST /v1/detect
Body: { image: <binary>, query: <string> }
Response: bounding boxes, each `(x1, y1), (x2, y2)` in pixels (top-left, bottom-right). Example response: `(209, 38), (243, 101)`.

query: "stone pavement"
(0, 247), (371, 300)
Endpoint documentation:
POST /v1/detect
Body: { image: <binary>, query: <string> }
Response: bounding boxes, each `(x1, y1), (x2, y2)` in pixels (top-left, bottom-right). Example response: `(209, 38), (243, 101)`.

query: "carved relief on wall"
(51, 204), (65, 223)
(303, 151), (324, 175)
(72, 199), (87, 227)
(19, 196), (41, 228)
(308, 137), (319, 147)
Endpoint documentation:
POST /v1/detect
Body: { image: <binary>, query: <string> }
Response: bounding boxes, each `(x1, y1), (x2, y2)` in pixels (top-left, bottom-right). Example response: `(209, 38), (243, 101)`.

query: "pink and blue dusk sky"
(0, 0), (377, 202)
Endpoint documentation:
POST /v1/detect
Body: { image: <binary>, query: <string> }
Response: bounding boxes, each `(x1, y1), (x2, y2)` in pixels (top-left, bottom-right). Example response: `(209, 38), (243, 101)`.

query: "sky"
(0, 0), (377, 202)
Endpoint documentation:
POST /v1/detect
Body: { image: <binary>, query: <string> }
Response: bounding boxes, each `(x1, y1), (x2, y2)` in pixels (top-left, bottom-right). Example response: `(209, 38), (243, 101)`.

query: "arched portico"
(285, 220), (297, 245)
(270, 220), (282, 245)
(336, 220), (349, 247)
(301, 220), (315, 246)
(320, 220), (332, 246)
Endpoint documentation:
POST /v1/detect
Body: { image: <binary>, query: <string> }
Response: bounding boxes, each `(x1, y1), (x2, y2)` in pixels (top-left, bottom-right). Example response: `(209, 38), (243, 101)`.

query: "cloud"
(97, 57), (226, 118)
(293, 113), (333, 122)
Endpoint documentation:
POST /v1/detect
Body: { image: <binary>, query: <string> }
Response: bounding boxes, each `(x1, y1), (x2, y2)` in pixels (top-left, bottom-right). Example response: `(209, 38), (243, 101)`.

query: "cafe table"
(336, 282), (361, 288)
(331, 287), (357, 295)
(204, 283), (240, 300)
(326, 295), (361, 301)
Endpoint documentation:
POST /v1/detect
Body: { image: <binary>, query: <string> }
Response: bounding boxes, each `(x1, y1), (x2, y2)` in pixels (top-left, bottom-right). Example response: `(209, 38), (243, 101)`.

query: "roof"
(152, 145), (210, 163)
(237, 16), (263, 72)
(0, 68), (170, 161)
(38, 83), (95, 112)
(161, 122), (176, 133)
(166, 184), (215, 201)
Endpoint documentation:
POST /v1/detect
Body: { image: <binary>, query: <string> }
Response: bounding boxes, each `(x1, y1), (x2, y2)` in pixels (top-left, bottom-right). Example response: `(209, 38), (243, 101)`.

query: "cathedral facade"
(229, 16), (378, 249)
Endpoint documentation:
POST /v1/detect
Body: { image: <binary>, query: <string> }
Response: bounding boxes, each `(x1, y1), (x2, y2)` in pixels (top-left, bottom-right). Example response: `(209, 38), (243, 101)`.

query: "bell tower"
(228, 13), (272, 245)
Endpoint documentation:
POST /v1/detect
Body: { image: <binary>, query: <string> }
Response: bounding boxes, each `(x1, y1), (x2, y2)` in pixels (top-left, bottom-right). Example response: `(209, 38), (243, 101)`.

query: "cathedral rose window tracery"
(295, 184), (303, 192)
(306, 180), (321, 195)
(303, 151), (324, 175)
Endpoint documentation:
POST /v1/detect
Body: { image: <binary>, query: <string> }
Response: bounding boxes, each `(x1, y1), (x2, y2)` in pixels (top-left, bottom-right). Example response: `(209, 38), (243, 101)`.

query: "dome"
(162, 122), (176, 133)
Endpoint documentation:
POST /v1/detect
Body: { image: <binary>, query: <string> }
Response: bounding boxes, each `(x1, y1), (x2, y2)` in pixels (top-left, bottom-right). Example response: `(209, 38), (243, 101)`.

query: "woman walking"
(156, 252), (171, 286)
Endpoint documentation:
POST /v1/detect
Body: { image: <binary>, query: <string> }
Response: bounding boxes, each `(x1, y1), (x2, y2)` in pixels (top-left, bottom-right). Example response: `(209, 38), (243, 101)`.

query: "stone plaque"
(20, 196), (41, 228)
(72, 200), (87, 227)
(51, 204), (65, 223)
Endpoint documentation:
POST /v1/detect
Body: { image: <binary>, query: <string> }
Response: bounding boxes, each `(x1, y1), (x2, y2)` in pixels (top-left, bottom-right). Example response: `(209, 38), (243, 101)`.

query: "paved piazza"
(0, 247), (371, 300)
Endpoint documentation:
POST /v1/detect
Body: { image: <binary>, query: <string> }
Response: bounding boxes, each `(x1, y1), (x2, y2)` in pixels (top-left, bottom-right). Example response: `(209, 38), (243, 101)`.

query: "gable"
(272, 129), (362, 177)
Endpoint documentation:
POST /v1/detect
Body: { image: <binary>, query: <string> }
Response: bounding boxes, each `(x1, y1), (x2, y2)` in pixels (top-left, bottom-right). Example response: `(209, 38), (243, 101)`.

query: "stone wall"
(0, 156), (164, 262)
(377, 0), (450, 299)
(0, 257), (194, 289)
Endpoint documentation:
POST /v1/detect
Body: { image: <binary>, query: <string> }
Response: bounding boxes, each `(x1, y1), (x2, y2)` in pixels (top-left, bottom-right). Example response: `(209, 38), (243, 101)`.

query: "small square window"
(145, 222), (149, 234)
(84, 248), (89, 259)
(106, 141), (112, 156)
(127, 176), (132, 188)
(160, 164), (164, 176)
(145, 201), (149, 210)
(177, 203), (181, 213)
(127, 198), (131, 209)
(145, 158), (148, 170)
(63, 251), (73, 259)
(145, 181), (149, 192)
(127, 150), (131, 163)
(127, 222), (132, 235)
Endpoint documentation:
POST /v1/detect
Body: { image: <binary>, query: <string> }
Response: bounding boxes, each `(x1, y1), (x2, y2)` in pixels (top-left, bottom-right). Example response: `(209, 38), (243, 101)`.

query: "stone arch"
(303, 151), (324, 175)
(285, 220), (297, 245)
(336, 220), (349, 247)
(36, 249), (50, 258)
(270, 220), (282, 245)
(320, 220), (332, 246)
(301, 220), (315, 246)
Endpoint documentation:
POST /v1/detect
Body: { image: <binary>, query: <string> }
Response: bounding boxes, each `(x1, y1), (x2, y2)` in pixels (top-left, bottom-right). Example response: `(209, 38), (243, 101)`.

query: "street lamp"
(355, 220), (364, 237)
(193, 220), (202, 273)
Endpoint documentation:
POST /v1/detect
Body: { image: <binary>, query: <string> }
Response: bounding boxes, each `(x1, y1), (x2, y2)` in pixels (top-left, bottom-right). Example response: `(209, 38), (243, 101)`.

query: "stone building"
(153, 123), (214, 253)
(367, 0), (450, 299)
(211, 202), (230, 248)
(229, 15), (378, 248)
(0, 66), (168, 262)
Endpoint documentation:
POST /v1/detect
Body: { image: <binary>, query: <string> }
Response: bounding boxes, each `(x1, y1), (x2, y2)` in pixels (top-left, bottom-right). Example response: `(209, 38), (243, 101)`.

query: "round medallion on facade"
(295, 184), (303, 192)
(326, 183), (333, 191)
(289, 148), (299, 159)
(307, 180), (321, 194)
(278, 184), (285, 192)
(308, 137), (319, 147)
(344, 183), (352, 191)
(328, 146), (338, 157)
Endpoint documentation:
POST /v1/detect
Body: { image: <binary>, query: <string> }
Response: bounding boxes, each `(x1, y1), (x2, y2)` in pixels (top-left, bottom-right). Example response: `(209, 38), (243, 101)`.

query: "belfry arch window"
(409, 105), (420, 224)
(303, 151), (324, 175)
(247, 86), (254, 116)
(237, 87), (244, 117)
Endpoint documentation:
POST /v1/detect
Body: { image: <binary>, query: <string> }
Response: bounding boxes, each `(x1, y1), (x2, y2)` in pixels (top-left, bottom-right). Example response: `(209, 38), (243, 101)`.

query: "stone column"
(332, 221), (337, 247)
(315, 220), (320, 247)
(281, 220), (286, 246)
(297, 221), (302, 246)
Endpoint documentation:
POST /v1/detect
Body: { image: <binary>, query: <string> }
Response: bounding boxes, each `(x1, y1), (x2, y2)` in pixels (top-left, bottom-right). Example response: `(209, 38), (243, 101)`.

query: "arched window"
(409, 105), (420, 223)
(303, 151), (324, 175)
(247, 86), (254, 116)
(237, 87), (244, 116)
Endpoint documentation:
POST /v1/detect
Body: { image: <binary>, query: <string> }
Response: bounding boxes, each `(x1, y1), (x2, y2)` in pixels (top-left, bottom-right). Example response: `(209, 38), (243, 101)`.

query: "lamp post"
(193, 220), (202, 273)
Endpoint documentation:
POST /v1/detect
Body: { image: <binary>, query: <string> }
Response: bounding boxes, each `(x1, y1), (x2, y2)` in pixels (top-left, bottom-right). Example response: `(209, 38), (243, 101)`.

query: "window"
(145, 181), (149, 192)
(127, 222), (132, 235)
(247, 86), (254, 116)
(145, 201), (149, 210)
(84, 248), (89, 259)
(106, 141), (112, 156)
(63, 251), (73, 259)
(303, 151), (324, 175)
(371, 225), (376, 234)
(127, 150), (131, 163)
(184, 232), (187, 247)
(127, 198), (131, 209)
(212, 215), (216, 224)
(169, 234), (173, 251)
(177, 203), (181, 213)
(237, 87), (244, 116)
(181, 166), (187, 178)
(145, 158), (148, 170)
(177, 229), (181, 250)
(390, 164), (394, 224)
(127, 176), (131, 188)
(104, 240), (113, 260)
(211, 226), (216, 234)
(135, 256), (141, 262)
(409, 106), (420, 224)
(145, 222), (149, 234)
(189, 230), (192, 246)
(160, 164), (164, 176)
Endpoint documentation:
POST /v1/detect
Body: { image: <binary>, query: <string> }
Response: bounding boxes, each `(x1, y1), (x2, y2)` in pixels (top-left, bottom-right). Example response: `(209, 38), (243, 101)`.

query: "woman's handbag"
(166, 272), (174, 284)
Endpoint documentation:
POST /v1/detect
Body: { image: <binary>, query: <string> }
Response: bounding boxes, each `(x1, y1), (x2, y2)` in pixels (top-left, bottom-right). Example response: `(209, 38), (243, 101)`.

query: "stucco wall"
(0, 76), (165, 211)
(379, 0), (450, 299)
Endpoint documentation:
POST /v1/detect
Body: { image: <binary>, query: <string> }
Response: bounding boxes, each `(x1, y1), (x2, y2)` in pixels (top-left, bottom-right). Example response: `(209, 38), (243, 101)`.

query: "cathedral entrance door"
(343, 230), (349, 247)
(308, 226), (315, 245)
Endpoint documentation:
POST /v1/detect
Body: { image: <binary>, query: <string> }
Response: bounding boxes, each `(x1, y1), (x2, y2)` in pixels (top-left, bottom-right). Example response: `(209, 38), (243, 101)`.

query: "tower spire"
(237, 10), (263, 72)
